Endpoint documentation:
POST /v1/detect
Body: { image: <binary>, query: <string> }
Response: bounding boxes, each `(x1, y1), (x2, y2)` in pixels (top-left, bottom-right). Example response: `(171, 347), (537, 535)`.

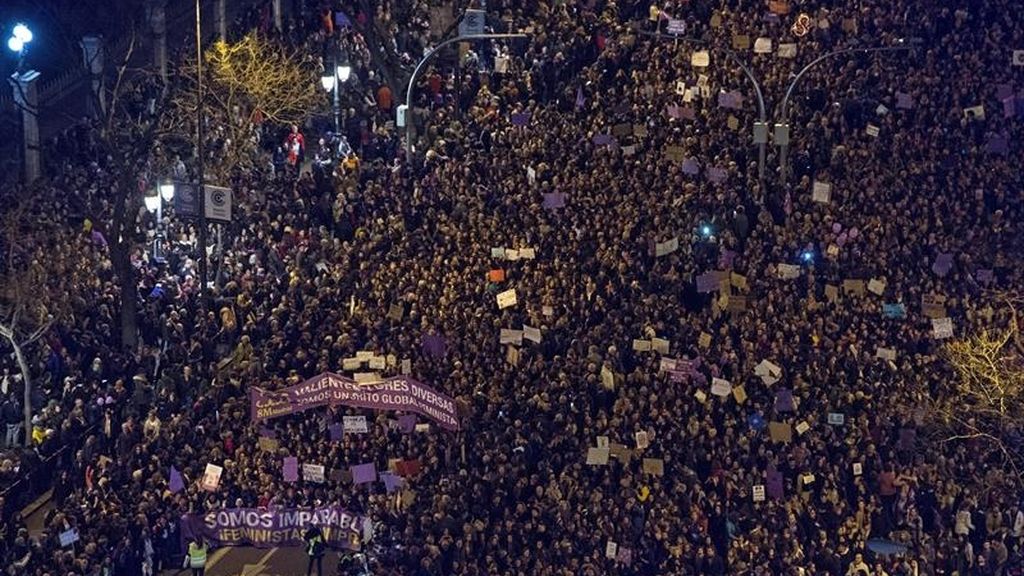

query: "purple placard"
(328, 423), (343, 442)
(975, 268), (993, 285)
(1003, 98), (1016, 119)
(542, 192), (566, 210)
(592, 134), (615, 146)
(707, 167), (727, 183)
(696, 272), (719, 293)
(283, 457), (299, 482)
(398, 414), (417, 433)
(180, 506), (365, 550)
(766, 467), (784, 500)
(895, 92), (913, 110)
(932, 253), (954, 277)
(681, 158), (700, 175)
(422, 333), (447, 358)
(986, 135), (1009, 155)
(351, 463), (377, 485)
(719, 249), (736, 270)
(511, 112), (531, 126)
(996, 84), (1014, 100)
(681, 106), (696, 120)
(718, 90), (743, 110)
(250, 373), (460, 431)
(774, 389), (794, 412)
(667, 104), (682, 119)
(575, 87), (585, 110)
(381, 472), (405, 493)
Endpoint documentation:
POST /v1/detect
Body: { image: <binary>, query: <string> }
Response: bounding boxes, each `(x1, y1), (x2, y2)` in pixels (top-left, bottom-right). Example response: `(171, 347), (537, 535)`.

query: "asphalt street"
(161, 546), (348, 576)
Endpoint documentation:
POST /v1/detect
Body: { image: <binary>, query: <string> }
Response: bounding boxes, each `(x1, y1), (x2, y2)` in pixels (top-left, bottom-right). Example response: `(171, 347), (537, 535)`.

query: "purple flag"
(328, 423), (343, 442)
(259, 427), (277, 438)
(398, 414), (417, 433)
(932, 253), (954, 277)
(542, 192), (566, 210)
(774, 389), (794, 412)
(351, 463), (377, 485)
(511, 112), (531, 126)
(169, 466), (185, 493)
(1003, 98), (1016, 119)
(380, 472), (404, 493)
(422, 333), (446, 358)
(717, 90), (743, 110)
(667, 105), (682, 119)
(681, 158), (700, 175)
(90, 230), (107, 247)
(680, 106), (696, 120)
(707, 167), (727, 183)
(283, 457), (299, 483)
(766, 467), (784, 500)
(575, 87), (585, 111)
(592, 134), (614, 146)
(335, 11), (352, 28)
(895, 92), (913, 110)
(996, 84), (1014, 100)
(975, 268), (993, 285)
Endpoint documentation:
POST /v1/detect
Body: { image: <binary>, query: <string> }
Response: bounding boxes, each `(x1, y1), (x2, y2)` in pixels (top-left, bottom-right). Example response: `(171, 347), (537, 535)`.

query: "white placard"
(711, 378), (732, 397)
(752, 484), (766, 502)
(866, 124), (880, 137)
(519, 247), (536, 260)
(867, 278), (886, 296)
(655, 237), (679, 257)
(605, 541), (618, 559)
(876, 347), (897, 361)
(853, 462), (863, 476)
(632, 339), (652, 352)
(201, 463), (223, 492)
(490, 247), (505, 258)
(777, 43), (797, 58)
(499, 329), (524, 345)
(932, 317), (953, 339)
(691, 51), (710, 67)
(1014, 50), (1024, 66)
(812, 181), (832, 204)
(754, 37), (773, 53)
(368, 356), (386, 370)
(777, 263), (802, 279)
(523, 325), (542, 343)
(342, 358), (362, 371)
(496, 289), (518, 309)
(343, 415), (368, 434)
(302, 463), (325, 483)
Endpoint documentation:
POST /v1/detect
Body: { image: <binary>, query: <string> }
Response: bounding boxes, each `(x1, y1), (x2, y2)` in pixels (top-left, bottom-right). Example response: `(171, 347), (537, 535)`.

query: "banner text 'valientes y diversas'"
(249, 373), (459, 430)
(180, 506), (366, 549)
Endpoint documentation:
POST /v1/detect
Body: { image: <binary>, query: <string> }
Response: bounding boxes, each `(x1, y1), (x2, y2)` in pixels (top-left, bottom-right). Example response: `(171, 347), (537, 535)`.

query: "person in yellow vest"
(304, 523), (326, 576)
(187, 535), (208, 576)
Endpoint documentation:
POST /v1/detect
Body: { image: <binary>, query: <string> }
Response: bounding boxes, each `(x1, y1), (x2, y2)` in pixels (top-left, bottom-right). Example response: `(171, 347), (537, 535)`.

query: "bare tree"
(0, 205), (56, 447)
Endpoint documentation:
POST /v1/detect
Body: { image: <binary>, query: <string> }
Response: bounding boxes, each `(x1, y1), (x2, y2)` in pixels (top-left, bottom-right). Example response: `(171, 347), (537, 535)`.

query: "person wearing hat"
(304, 523), (326, 576)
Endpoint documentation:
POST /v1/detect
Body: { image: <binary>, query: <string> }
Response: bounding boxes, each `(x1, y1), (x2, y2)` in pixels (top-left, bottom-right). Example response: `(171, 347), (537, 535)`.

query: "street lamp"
(145, 183), (175, 262)
(7, 23), (33, 72)
(322, 58), (350, 134)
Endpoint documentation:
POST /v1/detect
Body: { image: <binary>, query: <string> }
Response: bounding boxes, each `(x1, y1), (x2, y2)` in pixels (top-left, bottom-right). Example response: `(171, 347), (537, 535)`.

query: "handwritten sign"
(343, 415), (368, 434)
(711, 378), (732, 397)
(496, 289), (518, 309)
(752, 484), (766, 502)
(202, 463), (223, 491)
(691, 51), (710, 67)
(812, 181), (832, 204)
(302, 463), (325, 483)
(932, 317), (954, 339)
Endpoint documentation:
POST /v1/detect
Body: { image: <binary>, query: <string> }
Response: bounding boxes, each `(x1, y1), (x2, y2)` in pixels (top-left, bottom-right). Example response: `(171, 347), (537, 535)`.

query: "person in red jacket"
(284, 125), (305, 177)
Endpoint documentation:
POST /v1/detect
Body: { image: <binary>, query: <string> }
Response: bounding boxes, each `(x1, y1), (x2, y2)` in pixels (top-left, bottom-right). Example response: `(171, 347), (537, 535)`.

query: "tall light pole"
(401, 33), (528, 157)
(7, 23), (40, 184)
(775, 44), (916, 185)
(634, 28), (768, 186)
(321, 55), (351, 135)
(195, 0), (208, 303)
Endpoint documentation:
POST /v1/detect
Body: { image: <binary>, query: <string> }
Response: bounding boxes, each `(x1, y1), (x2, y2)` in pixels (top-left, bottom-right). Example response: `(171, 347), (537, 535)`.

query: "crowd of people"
(1, 0), (1023, 575)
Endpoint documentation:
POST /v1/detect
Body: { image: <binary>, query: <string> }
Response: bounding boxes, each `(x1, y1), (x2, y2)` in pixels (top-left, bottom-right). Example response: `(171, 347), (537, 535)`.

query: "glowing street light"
(12, 24), (32, 43)
(7, 37), (23, 53)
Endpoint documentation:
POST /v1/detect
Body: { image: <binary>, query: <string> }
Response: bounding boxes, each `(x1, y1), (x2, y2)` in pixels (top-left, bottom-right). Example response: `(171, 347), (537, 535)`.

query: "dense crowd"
(1, 0), (1023, 575)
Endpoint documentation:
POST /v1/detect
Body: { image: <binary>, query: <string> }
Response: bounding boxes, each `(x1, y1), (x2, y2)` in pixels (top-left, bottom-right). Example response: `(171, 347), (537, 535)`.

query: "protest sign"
(774, 389), (795, 412)
(651, 338), (670, 355)
(180, 506), (366, 550)
(303, 464), (325, 483)
(351, 463), (377, 485)
(169, 466), (185, 493)
(496, 289), (518, 309)
(586, 447), (610, 465)
(510, 112), (531, 126)
(387, 303), (403, 321)
(60, 528), (80, 547)
(876, 347), (897, 362)
(827, 413), (845, 425)
(691, 51), (710, 67)
(505, 345), (519, 366)
(932, 253), (954, 277)
(768, 422), (792, 443)
(752, 485), (766, 502)
(488, 269), (505, 283)
(523, 325), (542, 344)
(795, 421), (810, 435)
(202, 463), (223, 492)
(259, 436), (280, 452)
(866, 124), (880, 137)
(542, 192), (566, 210)
(777, 43), (797, 58)
(698, 332), (712, 348)
(868, 278), (886, 296)
(733, 385), (748, 404)
(1014, 50), (1024, 66)
(642, 458), (664, 476)
(732, 35), (751, 50)
(694, 389), (708, 403)
(283, 457), (299, 482)
(921, 294), (947, 319)
(655, 237), (679, 257)
(711, 378), (732, 397)
(500, 329), (524, 345)
(718, 90), (743, 110)
(932, 317), (954, 339)
(853, 462), (863, 476)
(882, 302), (906, 319)
(343, 415), (368, 434)
(601, 365), (616, 389)
(634, 430), (650, 450)
(812, 181), (832, 203)
(896, 92), (914, 109)
(754, 37), (773, 53)
(667, 19), (686, 35)
(766, 468), (784, 499)
(606, 541), (618, 559)
(843, 279), (866, 296)
(250, 373), (459, 431)
(777, 264), (801, 279)
(632, 339), (652, 352)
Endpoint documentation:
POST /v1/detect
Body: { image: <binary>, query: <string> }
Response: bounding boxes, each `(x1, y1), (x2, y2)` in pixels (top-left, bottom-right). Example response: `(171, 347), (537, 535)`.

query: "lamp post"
(775, 44), (916, 185)
(633, 28), (768, 186)
(144, 183), (175, 262)
(321, 57), (351, 134)
(195, 0), (208, 303)
(402, 33), (528, 158)
(7, 23), (40, 184)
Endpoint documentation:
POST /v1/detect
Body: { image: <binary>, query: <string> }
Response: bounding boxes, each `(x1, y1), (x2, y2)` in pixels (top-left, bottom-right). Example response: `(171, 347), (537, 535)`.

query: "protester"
(0, 1), (1022, 576)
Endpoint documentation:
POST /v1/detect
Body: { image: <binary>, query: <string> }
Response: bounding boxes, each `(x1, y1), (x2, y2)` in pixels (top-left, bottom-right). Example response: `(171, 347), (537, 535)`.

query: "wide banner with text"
(249, 373), (459, 430)
(180, 506), (367, 549)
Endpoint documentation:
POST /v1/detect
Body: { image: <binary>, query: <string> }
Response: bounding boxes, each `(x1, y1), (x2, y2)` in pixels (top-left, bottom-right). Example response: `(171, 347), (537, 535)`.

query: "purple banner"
(250, 373), (459, 430)
(180, 506), (366, 550)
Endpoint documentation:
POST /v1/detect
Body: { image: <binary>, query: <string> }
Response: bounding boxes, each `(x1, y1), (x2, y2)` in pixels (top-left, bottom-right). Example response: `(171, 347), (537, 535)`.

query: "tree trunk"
(113, 242), (139, 349)
(9, 337), (32, 448)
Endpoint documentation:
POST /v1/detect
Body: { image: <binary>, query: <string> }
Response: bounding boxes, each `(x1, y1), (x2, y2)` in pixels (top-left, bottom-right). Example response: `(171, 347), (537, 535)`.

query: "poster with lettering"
(180, 506), (367, 550)
(201, 463), (223, 492)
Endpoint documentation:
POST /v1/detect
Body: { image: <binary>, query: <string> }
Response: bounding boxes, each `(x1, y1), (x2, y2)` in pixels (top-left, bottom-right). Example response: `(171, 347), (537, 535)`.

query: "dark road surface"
(161, 545), (349, 576)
